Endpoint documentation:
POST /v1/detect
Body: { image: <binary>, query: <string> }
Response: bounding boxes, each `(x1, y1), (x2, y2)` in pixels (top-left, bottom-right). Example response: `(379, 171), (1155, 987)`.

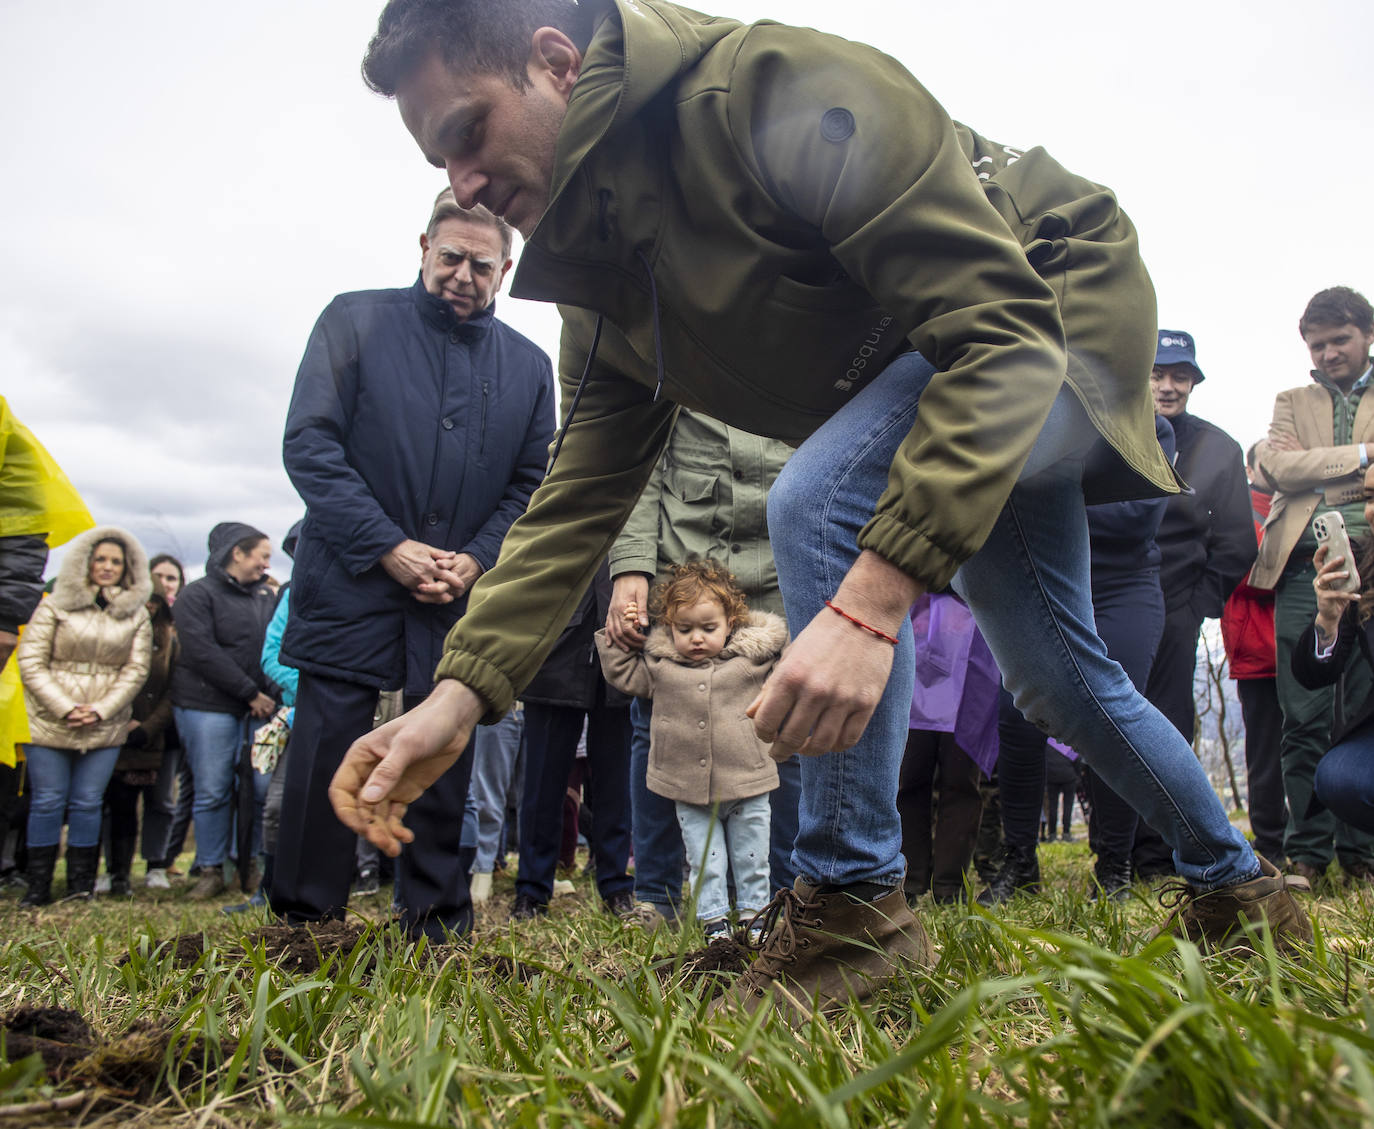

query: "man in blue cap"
(1135, 330), (1257, 877)
(1252, 287), (1374, 886)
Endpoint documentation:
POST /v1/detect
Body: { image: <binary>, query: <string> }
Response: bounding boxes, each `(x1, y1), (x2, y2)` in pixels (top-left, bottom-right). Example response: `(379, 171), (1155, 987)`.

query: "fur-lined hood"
(644, 609), (789, 666)
(49, 524), (153, 619)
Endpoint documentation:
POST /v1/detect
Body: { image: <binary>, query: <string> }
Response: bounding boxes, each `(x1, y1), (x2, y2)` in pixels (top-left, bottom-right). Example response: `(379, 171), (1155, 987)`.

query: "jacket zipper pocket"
(479, 383), (489, 455)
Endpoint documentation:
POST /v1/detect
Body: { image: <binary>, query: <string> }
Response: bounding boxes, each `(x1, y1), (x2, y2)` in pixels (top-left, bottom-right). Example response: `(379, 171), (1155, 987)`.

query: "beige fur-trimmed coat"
(17, 525), (153, 751)
(595, 611), (788, 805)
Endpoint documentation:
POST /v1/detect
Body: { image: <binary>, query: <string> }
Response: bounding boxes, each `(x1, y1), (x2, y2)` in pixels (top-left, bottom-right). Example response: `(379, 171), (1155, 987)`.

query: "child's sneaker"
(702, 917), (731, 941)
(144, 868), (171, 890)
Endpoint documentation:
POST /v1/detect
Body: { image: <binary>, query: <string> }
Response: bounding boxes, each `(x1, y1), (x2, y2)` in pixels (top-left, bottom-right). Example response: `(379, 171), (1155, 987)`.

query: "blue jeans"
(174, 707), (246, 868)
(767, 353), (1258, 892)
(1314, 726), (1374, 836)
(465, 706), (524, 873)
(630, 699), (686, 912)
(630, 698), (802, 912)
(24, 744), (120, 848)
(676, 794), (772, 921)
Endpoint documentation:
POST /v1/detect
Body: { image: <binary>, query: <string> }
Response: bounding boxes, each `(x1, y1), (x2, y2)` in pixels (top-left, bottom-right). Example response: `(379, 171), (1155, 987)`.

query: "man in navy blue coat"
(275, 190), (555, 939)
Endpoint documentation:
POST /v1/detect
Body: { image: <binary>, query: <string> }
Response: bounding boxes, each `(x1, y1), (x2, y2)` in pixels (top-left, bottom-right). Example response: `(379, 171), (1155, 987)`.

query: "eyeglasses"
(435, 247), (498, 278)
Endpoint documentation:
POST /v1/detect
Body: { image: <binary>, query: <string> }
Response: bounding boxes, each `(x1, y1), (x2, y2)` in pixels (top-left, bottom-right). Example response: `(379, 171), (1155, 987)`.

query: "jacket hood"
(644, 609), (788, 665)
(206, 521), (267, 577)
(530, 0), (744, 243)
(50, 524), (152, 619)
(282, 517), (306, 561)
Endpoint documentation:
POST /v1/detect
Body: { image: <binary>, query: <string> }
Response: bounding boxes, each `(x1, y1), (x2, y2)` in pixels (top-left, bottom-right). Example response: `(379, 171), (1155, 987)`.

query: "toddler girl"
(596, 559), (788, 937)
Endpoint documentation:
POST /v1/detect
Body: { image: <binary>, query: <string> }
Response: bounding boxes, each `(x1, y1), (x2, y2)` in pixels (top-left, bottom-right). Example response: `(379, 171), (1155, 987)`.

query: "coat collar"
(411, 274), (497, 338)
(644, 609), (789, 665)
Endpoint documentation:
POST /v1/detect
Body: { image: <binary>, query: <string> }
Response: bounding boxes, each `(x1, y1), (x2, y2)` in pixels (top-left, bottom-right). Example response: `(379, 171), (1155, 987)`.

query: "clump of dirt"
(116, 931), (205, 970)
(2, 1006), (283, 1101)
(1, 1006), (94, 1075)
(652, 935), (753, 985)
(241, 920), (370, 974)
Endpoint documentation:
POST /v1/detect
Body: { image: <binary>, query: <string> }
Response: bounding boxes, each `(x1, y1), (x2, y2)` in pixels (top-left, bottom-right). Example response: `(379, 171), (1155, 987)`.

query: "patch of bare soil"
(1, 1006), (93, 1075)
(240, 920), (370, 974)
(0, 1006), (273, 1101)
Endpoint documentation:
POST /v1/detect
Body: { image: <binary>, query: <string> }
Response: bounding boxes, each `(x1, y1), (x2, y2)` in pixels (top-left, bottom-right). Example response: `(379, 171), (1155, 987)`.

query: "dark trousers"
(163, 757), (194, 866)
(1001, 568), (1164, 861)
(517, 701), (633, 906)
(0, 763), (27, 874)
(1237, 676), (1288, 862)
(897, 729), (983, 900)
(1132, 598), (1197, 874)
(272, 673), (475, 940)
(1275, 559), (1374, 867)
(106, 765), (177, 874)
(1045, 782), (1074, 837)
(1314, 722), (1374, 836)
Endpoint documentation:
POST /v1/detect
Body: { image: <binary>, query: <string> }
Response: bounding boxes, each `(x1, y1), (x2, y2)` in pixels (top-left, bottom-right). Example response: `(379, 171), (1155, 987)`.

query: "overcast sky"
(6, 0), (1373, 581)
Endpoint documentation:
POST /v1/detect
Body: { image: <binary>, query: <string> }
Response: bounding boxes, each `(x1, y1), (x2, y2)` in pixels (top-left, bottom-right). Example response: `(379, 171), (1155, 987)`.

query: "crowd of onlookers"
(6, 280), (1374, 939)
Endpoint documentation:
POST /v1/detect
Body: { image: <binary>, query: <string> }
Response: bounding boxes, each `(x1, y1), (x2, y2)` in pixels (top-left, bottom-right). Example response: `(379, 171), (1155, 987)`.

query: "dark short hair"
(1299, 286), (1374, 337)
(149, 553), (185, 587)
(232, 535), (269, 558)
(362, 0), (588, 96)
(426, 187), (513, 258)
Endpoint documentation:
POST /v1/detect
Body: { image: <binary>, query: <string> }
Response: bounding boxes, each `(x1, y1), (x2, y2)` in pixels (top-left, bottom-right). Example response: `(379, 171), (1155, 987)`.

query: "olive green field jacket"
(437, 0), (1178, 720)
(607, 408), (792, 617)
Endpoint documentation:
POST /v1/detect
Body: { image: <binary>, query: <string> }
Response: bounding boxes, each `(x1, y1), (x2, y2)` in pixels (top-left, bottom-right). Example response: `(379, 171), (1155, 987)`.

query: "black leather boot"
(1091, 853), (1134, 901)
(976, 843), (1041, 906)
(63, 845), (100, 900)
(18, 845), (57, 907)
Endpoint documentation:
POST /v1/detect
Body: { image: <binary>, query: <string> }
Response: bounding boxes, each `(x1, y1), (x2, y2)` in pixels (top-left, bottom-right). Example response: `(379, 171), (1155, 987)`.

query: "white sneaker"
(552, 878), (575, 897)
(94, 874), (112, 895)
(144, 868), (170, 890)
(470, 871), (493, 904)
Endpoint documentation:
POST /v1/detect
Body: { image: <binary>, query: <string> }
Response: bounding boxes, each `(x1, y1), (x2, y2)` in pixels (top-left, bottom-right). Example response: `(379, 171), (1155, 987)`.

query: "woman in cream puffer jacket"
(16, 525), (152, 903)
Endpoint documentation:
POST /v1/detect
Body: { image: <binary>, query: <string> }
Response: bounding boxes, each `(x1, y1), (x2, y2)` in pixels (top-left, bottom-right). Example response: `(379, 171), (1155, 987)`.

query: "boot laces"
(742, 888), (822, 979)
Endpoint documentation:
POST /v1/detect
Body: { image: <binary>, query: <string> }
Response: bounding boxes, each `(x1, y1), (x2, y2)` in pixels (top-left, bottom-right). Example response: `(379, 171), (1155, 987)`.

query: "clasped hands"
(65, 704), (102, 729)
(381, 539), (482, 604)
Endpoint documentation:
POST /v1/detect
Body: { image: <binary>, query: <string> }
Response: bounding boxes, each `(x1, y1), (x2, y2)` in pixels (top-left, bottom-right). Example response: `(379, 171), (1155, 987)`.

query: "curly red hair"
(650, 559), (750, 632)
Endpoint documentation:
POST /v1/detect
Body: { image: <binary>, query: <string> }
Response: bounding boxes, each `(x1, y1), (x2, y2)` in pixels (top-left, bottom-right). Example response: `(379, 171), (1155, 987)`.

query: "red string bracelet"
(824, 600), (899, 646)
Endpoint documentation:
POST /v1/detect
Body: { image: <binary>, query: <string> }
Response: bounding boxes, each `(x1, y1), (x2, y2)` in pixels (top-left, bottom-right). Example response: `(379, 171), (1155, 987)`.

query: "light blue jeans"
(767, 352), (1259, 893)
(676, 793), (772, 922)
(24, 744), (121, 848)
(174, 707), (246, 868)
(465, 706), (524, 873)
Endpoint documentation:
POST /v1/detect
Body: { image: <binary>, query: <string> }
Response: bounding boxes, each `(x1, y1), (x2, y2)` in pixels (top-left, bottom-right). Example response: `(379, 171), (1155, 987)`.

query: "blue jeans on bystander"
(173, 707), (246, 869)
(24, 743), (121, 849)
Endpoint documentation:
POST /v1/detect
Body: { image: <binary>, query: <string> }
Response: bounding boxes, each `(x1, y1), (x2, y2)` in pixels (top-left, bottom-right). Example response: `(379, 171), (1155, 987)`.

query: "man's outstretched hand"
(329, 679), (485, 856)
(748, 550), (922, 756)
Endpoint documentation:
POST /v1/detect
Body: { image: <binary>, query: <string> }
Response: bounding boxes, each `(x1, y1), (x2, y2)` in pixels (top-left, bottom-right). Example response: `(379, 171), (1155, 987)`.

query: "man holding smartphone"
(1253, 286), (1374, 887)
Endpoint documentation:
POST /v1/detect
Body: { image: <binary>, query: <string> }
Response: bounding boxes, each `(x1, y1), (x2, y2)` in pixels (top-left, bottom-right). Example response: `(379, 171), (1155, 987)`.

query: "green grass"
(2, 842), (1373, 1127)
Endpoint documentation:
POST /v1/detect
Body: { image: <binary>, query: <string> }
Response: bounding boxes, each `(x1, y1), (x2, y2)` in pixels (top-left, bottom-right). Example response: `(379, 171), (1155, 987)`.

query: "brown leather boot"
(1149, 856), (1313, 952)
(719, 878), (934, 1024)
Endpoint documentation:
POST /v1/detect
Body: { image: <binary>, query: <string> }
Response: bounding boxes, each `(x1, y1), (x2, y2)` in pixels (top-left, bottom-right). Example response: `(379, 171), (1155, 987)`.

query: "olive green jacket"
(607, 409), (792, 617)
(437, 0), (1176, 719)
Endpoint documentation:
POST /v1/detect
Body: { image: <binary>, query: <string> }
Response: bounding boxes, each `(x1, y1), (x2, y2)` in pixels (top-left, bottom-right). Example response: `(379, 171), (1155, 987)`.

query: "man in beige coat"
(1253, 285), (1374, 884)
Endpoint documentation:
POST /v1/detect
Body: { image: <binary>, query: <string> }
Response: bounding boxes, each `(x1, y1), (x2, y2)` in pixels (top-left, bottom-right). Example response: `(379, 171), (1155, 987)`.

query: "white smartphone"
(1312, 512), (1362, 593)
